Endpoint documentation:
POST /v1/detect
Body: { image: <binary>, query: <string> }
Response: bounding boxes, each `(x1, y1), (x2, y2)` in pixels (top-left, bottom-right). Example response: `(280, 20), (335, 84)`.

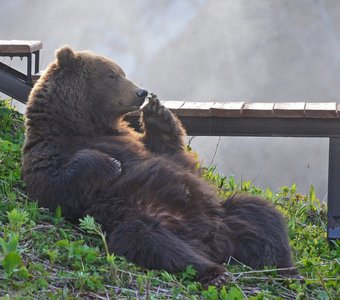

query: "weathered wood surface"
(305, 102), (338, 118)
(178, 102), (212, 117)
(0, 40), (43, 54)
(242, 103), (274, 117)
(273, 102), (306, 118)
(211, 102), (244, 117)
(130, 101), (340, 119)
(125, 101), (340, 138)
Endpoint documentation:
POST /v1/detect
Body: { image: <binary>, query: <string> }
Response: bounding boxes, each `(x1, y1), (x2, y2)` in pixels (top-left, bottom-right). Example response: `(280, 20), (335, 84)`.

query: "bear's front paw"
(143, 93), (177, 134)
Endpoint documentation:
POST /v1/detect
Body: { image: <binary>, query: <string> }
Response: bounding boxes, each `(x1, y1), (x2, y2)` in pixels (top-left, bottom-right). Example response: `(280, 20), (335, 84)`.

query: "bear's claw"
(210, 272), (231, 288)
(201, 271), (231, 289)
(110, 157), (122, 174)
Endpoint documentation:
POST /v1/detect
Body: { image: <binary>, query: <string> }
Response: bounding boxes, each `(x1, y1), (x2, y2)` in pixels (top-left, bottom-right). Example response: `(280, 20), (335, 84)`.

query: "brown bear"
(22, 46), (299, 287)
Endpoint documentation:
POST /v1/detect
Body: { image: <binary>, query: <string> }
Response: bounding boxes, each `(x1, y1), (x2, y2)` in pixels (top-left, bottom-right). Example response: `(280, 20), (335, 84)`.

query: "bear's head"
(28, 46), (148, 134)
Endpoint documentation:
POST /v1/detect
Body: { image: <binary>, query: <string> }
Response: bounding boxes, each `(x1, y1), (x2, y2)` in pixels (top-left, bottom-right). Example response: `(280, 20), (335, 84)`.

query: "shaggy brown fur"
(22, 46), (299, 287)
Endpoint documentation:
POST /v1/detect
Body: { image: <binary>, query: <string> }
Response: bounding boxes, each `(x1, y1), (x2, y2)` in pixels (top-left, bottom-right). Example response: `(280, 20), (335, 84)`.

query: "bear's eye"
(108, 74), (116, 79)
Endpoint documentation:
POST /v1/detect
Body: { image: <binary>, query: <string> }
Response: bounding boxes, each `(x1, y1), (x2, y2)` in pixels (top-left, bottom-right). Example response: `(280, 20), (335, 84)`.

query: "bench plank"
(273, 102), (306, 118)
(124, 101), (185, 117)
(211, 102), (244, 117)
(337, 104), (340, 118)
(0, 40), (43, 54)
(305, 102), (337, 118)
(177, 101), (212, 117)
(160, 101), (185, 114)
(242, 102), (274, 117)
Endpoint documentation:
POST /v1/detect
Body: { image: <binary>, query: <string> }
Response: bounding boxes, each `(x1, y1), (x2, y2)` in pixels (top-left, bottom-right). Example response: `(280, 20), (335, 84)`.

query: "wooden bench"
(0, 40), (42, 102)
(129, 101), (340, 137)
(126, 101), (340, 240)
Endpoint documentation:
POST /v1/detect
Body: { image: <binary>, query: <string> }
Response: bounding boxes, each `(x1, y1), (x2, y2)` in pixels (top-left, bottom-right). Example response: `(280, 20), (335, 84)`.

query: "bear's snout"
(136, 89), (148, 99)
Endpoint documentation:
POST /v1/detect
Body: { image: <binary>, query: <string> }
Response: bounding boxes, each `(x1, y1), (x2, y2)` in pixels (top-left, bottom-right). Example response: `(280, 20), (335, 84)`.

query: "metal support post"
(328, 137), (340, 239)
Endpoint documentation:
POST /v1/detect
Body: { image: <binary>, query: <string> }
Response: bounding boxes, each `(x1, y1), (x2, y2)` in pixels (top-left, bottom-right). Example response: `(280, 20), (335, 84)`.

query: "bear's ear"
(56, 46), (79, 68)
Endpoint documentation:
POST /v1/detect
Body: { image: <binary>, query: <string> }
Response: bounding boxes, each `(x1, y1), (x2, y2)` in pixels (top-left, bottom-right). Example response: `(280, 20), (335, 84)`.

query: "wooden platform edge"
(130, 101), (340, 119)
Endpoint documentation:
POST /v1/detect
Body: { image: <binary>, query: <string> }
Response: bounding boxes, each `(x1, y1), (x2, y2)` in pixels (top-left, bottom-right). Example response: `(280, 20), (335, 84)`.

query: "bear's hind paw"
(201, 271), (232, 290)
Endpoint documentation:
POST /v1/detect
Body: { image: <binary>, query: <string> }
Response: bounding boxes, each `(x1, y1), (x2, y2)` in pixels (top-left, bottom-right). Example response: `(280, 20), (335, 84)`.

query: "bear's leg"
(141, 95), (187, 155)
(108, 216), (230, 287)
(34, 149), (122, 218)
(222, 194), (301, 278)
(59, 149), (122, 191)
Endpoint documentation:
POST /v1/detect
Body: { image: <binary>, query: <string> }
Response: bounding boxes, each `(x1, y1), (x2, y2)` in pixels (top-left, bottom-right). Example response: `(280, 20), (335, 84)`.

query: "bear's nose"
(136, 89), (148, 98)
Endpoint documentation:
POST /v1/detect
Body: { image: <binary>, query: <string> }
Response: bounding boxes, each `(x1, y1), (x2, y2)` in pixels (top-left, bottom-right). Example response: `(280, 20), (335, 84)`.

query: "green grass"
(0, 99), (339, 299)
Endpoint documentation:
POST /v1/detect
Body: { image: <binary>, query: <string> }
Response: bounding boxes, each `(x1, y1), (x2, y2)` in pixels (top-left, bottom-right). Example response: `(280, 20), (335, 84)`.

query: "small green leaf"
(202, 285), (218, 300)
(2, 252), (22, 276)
(106, 254), (116, 265)
(265, 187), (273, 199)
(6, 233), (19, 253)
(0, 237), (8, 253)
(79, 215), (99, 234)
(16, 266), (30, 279)
(309, 184), (316, 203)
(0, 234), (19, 255)
(181, 265), (197, 282)
(290, 183), (297, 194)
(7, 208), (29, 226)
(55, 239), (69, 248)
(55, 205), (62, 219)
(225, 286), (244, 300)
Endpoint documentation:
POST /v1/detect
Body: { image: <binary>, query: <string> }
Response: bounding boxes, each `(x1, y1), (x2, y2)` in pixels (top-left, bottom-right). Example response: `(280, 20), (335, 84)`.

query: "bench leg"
(26, 54), (32, 84)
(34, 50), (40, 74)
(328, 137), (340, 239)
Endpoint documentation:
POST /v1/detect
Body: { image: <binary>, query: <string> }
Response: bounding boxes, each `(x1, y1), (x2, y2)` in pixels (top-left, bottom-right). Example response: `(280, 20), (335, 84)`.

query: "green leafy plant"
(79, 215), (114, 263)
(0, 233), (28, 278)
(7, 208), (29, 232)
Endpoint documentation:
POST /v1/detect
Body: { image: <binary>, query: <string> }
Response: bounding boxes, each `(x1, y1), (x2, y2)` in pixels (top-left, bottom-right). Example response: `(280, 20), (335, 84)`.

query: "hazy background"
(1, 0), (340, 199)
